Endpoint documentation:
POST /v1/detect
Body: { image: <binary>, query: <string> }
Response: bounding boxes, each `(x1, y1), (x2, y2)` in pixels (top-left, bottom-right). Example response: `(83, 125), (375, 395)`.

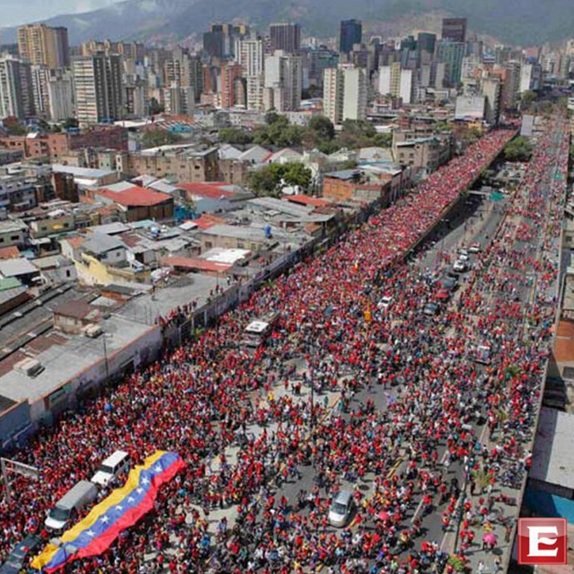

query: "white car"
(468, 243), (481, 254)
(377, 296), (393, 310)
(453, 260), (467, 273)
(457, 252), (470, 262)
(328, 490), (354, 527)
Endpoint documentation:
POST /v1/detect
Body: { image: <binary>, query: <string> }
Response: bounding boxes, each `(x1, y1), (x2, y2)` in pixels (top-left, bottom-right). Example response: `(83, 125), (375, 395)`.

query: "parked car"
(434, 288), (451, 301)
(0, 535), (43, 574)
(473, 344), (492, 365)
(453, 259), (468, 273)
(328, 490), (354, 527)
(377, 296), (393, 311)
(423, 302), (440, 316)
(45, 480), (98, 532)
(441, 276), (458, 292)
(468, 243), (481, 254)
(91, 450), (130, 487)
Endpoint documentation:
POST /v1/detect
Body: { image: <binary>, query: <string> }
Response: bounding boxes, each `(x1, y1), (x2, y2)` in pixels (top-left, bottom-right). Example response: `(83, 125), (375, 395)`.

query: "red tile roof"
(178, 182), (235, 200)
(0, 246), (20, 260)
(64, 236), (85, 248)
(97, 186), (172, 207)
(193, 214), (225, 230)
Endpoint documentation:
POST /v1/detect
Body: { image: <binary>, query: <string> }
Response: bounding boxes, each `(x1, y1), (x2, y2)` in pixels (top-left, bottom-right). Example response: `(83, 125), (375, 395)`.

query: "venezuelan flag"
(32, 450), (185, 572)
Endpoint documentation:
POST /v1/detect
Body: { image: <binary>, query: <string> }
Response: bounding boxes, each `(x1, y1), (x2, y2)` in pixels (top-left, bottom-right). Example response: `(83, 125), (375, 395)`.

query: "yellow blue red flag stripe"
(32, 450), (185, 572)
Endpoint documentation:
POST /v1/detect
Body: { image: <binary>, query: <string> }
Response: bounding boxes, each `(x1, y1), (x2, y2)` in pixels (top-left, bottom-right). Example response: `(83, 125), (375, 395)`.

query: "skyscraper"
(417, 33), (436, 58)
(203, 24), (249, 59)
(0, 55), (35, 119)
(441, 18), (467, 43)
(339, 20), (362, 55)
(237, 38), (265, 111)
(17, 24), (70, 69)
(323, 68), (344, 124)
(72, 53), (124, 126)
(269, 23), (301, 54)
(436, 41), (466, 87)
(323, 65), (367, 124)
(264, 50), (302, 112)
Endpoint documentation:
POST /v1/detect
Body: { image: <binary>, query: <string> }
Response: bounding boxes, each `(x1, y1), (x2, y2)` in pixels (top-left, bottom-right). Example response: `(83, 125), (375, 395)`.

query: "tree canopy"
(141, 129), (183, 149)
(504, 136), (533, 162)
(247, 162), (312, 197)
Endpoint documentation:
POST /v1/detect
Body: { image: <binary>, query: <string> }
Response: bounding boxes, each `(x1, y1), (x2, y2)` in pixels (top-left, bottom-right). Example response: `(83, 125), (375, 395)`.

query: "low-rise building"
(87, 186), (174, 223)
(0, 219), (28, 248)
(125, 145), (219, 182)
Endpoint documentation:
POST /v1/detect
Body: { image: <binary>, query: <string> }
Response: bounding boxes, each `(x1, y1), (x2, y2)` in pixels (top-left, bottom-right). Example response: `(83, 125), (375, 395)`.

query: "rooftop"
(0, 258), (38, 278)
(82, 232), (126, 256)
(0, 314), (152, 404)
(531, 407), (574, 490)
(52, 164), (115, 179)
(96, 186), (173, 208)
(116, 273), (219, 326)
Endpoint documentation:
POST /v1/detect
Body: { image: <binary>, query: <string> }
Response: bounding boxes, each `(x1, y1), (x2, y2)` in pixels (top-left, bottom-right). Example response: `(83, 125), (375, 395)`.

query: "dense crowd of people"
(0, 120), (567, 574)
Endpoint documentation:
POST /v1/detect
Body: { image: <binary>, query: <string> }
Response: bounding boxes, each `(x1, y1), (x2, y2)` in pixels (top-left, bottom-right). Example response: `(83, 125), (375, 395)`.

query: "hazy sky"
(2, 0), (122, 26)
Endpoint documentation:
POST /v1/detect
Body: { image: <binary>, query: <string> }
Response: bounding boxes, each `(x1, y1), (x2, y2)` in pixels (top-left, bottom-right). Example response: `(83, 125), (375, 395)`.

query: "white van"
(45, 481), (98, 532)
(91, 450), (130, 487)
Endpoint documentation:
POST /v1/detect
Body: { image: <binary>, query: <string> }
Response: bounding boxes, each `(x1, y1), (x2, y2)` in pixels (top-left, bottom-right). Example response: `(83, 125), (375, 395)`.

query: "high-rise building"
(30, 65), (51, 118)
(500, 61), (521, 111)
(220, 62), (244, 108)
(48, 69), (74, 121)
(269, 23), (301, 54)
(264, 50), (302, 112)
(417, 32), (436, 56)
(237, 38), (265, 111)
(378, 62), (402, 97)
(323, 65), (367, 124)
(441, 18), (467, 43)
(237, 38), (264, 77)
(342, 66), (367, 121)
(482, 76), (501, 125)
(323, 68), (343, 124)
(17, 24), (70, 69)
(436, 41), (466, 87)
(72, 53), (124, 126)
(339, 20), (362, 55)
(203, 24), (249, 59)
(0, 55), (35, 119)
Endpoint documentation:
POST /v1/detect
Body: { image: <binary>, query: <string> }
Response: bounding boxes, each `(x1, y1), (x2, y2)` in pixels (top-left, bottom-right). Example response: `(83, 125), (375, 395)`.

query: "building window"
(10, 235), (19, 241)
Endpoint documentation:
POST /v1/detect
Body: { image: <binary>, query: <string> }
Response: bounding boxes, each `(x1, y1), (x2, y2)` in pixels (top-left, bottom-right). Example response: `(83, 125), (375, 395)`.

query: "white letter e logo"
(528, 526), (559, 557)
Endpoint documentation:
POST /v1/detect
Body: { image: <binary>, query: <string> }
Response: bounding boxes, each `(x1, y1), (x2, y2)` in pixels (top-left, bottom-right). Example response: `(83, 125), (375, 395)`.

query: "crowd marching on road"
(0, 119), (568, 574)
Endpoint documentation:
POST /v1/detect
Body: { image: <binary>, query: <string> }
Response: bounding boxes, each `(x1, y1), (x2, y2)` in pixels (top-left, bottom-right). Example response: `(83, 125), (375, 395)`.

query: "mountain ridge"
(1, 0), (572, 47)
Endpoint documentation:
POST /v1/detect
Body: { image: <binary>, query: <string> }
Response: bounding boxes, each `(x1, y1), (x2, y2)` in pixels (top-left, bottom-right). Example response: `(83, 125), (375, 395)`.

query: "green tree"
(504, 136), (533, 162)
(141, 129), (183, 149)
(281, 163), (312, 188)
(6, 123), (27, 136)
(62, 117), (79, 130)
(520, 90), (537, 110)
(219, 127), (253, 145)
(372, 133), (393, 147)
(148, 98), (164, 116)
(247, 162), (312, 196)
(308, 115), (335, 141)
(265, 110), (281, 125)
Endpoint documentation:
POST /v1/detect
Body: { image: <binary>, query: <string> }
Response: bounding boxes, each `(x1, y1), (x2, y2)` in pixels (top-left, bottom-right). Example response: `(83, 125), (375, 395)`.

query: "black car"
(423, 302), (440, 316)
(0, 535), (43, 574)
(441, 275), (459, 291)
